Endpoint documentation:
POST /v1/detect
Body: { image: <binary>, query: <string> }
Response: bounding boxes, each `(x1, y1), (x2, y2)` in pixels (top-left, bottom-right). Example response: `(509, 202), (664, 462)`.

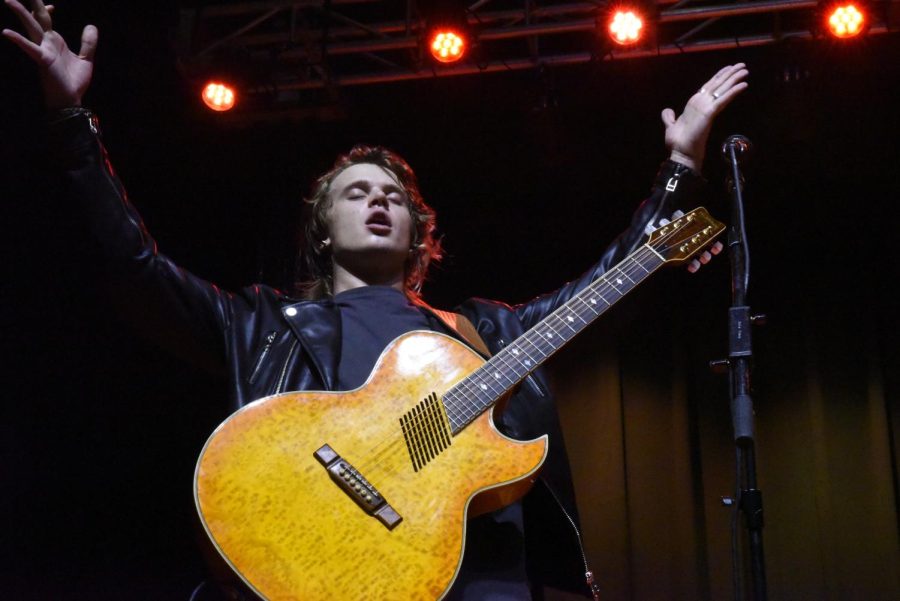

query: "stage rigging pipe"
(220, 0), (819, 48)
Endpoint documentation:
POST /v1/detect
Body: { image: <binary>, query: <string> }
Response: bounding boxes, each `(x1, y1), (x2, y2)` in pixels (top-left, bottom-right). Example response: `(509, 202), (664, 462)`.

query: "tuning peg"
(751, 314), (767, 326)
(671, 210), (685, 219)
(645, 216), (670, 235)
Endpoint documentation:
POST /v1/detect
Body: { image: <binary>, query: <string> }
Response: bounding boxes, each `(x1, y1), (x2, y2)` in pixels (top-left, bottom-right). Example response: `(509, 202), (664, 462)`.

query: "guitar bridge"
(314, 444), (402, 530)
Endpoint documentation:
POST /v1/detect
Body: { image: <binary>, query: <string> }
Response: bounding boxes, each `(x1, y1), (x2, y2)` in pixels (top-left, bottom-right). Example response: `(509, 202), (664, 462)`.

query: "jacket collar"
(278, 295), (487, 391)
(280, 299), (341, 390)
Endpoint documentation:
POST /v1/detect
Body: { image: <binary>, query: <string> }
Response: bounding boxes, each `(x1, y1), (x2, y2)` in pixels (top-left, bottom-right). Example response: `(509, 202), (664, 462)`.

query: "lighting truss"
(175, 0), (900, 104)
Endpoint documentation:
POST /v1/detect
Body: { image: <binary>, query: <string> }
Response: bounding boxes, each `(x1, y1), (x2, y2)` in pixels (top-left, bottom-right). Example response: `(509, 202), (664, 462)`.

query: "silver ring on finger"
(712, 91), (721, 99)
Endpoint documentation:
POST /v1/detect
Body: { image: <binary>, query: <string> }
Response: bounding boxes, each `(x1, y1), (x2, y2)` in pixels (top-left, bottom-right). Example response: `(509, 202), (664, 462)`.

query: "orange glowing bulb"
(609, 10), (644, 45)
(827, 4), (865, 38)
(202, 82), (237, 112)
(430, 30), (466, 63)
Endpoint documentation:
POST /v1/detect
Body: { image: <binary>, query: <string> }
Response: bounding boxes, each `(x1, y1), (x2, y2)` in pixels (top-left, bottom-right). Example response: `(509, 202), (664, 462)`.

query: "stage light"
(607, 7), (645, 46)
(825, 3), (867, 38)
(424, 0), (471, 65)
(202, 81), (236, 112)
(429, 29), (467, 63)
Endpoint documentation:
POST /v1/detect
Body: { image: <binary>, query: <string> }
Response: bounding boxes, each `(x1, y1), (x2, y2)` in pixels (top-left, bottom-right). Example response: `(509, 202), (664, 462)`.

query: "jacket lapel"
(281, 300), (341, 391)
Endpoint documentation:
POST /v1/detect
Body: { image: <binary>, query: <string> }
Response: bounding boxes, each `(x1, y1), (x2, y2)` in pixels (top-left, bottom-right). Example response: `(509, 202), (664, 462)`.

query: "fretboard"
(442, 243), (665, 433)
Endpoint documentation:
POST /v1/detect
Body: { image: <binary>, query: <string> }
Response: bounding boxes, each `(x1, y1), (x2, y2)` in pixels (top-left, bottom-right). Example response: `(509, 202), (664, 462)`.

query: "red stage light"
(202, 81), (236, 112)
(825, 3), (866, 38)
(429, 29), (466, 63)
(608, 9), (644, 45)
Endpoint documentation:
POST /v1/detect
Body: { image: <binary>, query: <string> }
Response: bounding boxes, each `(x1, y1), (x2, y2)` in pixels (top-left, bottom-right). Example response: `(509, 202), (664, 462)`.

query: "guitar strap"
(428, 309), (492, 359)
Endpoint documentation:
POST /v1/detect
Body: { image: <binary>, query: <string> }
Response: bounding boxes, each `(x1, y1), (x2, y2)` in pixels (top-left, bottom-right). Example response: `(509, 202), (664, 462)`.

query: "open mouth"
(366, 212), (392, 233)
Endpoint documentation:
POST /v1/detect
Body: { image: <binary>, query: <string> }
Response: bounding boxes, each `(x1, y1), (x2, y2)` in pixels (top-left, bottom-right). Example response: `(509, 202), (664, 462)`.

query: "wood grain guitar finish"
(196, 333), (546, 600)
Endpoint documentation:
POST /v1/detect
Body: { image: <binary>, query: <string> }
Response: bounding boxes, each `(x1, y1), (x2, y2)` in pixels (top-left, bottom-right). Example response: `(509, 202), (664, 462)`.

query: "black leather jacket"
(49, 109), (703, 595)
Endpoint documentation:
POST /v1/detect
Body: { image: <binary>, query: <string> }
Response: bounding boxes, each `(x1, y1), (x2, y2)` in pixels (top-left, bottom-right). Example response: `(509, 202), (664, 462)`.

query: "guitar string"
(352, 246), (661, 486)
(434, 220), (705, 434)
(352, 235), (679, 482)
(448, 215), (711, 423)
(356, 253), (659, 486)
(351, 242), (668, 481)
(349, 222), (701, 482)
(442, 243), (661, 428)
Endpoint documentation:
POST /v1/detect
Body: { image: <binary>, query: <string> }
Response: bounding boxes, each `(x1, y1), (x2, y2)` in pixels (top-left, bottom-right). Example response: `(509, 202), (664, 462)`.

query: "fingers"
(711, 67), (749, 104)
(79, 24), (98, 61)
(5, 0), (45, 41)
(717, 78), (748, 102)
(2, 27), (43, 61)
(704, 63), (745, 92)
(31, 0), (52, 31)
(660, 107), (676, 128)
(687, 242), (724, 273)
(687, 253), (710, 273)
(696, 63), (749, 106)
(712, 67), (748, 95)
(699, 65), (734, 95)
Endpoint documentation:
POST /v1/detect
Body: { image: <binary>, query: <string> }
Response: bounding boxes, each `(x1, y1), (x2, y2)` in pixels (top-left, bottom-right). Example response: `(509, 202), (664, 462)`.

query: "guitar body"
(195, 331), (548, 600)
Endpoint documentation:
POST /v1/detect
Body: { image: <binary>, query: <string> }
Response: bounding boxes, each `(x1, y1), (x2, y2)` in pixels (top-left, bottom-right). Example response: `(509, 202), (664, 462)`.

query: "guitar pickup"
(314, 444), (403, 530)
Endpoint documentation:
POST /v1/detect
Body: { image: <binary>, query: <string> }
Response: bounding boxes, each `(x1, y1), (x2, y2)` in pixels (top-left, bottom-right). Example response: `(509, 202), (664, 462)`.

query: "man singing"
(4, 0), (747, 598)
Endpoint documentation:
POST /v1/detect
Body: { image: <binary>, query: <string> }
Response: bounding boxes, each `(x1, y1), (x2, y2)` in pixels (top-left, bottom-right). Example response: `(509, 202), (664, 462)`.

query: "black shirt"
(334, 286), (532, 600)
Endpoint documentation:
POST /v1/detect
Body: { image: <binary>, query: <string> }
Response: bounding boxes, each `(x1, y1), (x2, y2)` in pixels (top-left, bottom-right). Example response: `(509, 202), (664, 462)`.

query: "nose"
(368, 187), (389, 208)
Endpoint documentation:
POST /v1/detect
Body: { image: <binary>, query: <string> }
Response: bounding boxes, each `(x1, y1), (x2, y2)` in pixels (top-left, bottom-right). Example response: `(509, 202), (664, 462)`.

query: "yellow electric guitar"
(194, 207), (724, 600)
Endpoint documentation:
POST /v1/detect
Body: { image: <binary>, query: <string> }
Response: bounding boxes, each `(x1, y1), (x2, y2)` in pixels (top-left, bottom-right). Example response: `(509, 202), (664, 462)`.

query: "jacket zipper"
(274, 339), (299, 394)
(248, 331), (277, 385)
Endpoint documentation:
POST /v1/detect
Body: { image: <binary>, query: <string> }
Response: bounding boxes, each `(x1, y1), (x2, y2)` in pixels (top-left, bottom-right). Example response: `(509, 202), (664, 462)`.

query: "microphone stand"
(712, 135), (768, 601)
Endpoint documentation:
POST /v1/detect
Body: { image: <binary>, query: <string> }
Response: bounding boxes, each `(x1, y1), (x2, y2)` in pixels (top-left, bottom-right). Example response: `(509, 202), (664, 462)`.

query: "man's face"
(325, 162), (414, 279)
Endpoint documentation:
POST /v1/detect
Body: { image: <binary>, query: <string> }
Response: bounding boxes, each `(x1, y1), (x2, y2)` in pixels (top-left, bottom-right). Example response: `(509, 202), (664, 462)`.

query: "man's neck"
(332, 263), (405, 296)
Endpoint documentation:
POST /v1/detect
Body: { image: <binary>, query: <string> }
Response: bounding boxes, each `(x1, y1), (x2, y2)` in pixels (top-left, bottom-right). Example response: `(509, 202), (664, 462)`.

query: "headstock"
(647, 207), (725, 264)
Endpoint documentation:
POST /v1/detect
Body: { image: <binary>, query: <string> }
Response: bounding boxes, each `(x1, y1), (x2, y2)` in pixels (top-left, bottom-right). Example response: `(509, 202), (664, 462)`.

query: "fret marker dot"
(512, 349), (520, 355)
(616, 278), (623, 285)
(494, 372), (501, 379)
(590, 299), (597, 304)
(525, 360), (532, 366)
(480, 384), (488, 390)
(546, 332), (553, 338)
(567, 316), (574, 322)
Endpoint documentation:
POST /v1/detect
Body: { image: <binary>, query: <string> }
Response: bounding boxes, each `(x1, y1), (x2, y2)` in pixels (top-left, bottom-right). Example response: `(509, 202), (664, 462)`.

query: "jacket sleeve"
(47, 109), (238, 374)
(513, 159), (705, 331)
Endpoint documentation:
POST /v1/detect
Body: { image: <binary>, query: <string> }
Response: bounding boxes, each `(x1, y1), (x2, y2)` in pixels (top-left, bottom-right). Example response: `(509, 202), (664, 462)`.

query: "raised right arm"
(48, 108), (236, 373)
(5, 1), (237, 372)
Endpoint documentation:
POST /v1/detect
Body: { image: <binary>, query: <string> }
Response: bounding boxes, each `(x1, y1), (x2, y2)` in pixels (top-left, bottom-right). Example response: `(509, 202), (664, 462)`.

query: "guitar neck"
(443, 244), (666, 433)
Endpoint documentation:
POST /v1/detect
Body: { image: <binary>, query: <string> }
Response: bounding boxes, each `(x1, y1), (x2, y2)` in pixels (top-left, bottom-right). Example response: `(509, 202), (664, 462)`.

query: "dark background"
(2, 2), (899, 599)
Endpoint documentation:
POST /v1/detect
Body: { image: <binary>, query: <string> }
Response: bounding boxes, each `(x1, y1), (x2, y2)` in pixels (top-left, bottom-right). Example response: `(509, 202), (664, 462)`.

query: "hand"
(661, 63), (749, 173)
(3, 0), (97, 108)
(686, 241), (723, 274)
